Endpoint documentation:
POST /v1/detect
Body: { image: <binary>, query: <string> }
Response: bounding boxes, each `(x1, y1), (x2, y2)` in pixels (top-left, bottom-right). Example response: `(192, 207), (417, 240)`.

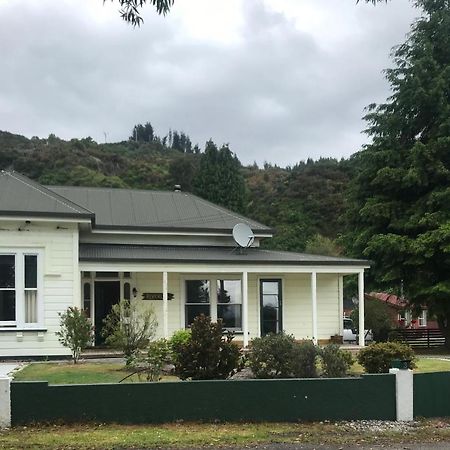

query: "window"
(260, 279), (282, 336)
(185, 280), (210, 327)
(0, 251), (41, 327)
(217, 280), (242, 329)
(83, 282), (92, 318)
(418, 310), (427, 327)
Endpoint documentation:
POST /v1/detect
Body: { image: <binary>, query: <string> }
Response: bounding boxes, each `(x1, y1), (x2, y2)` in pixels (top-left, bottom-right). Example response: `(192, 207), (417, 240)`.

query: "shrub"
(56, 307), (93, 364)
(169, 329), (192, 366)
(129, 338), (173, 382)
(291, 340), (318, 378)
(357, 342), (416, 374)
(249, 333), (297, 378)
(320, 344), (353, 378)
(102, 299), (158, 365)
(173, 315), (240, 380)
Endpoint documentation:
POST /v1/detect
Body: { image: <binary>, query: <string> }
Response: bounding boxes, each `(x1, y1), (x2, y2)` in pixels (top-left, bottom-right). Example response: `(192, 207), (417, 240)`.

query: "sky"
(0, 0), (420, 166)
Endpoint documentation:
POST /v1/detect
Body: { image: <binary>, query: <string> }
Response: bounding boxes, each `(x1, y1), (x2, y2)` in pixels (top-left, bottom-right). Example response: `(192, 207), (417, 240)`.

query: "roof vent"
(174, 184), (181, 192)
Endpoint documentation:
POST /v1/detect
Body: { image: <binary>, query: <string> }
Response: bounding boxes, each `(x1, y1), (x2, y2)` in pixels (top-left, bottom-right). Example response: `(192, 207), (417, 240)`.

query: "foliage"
(319, 344), (354, 378)
(291, 340), (319, 378)
(130, 122), (154, 142)
(169, 329), (191, 366)
(55, 307), (93, 364)
(351, 298), (396, 342)
(102, 299), (158, 365)
(193, 140), (247, 213)
(106, 0), (174, 26)
(249, 333), (319, 378)
(357, 342), (416, 374)
(344, 0), (450, 346)
(305, 234), (342, 256)
(129, 339), (173, 382)
(173, 315), (240, 380)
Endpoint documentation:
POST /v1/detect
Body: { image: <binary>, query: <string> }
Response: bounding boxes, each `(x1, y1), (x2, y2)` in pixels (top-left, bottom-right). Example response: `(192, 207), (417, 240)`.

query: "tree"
(193, 140), (246, 213)
(130, 122), (154, 142)
(106, 0), (174, 26)
(345, 0), (450, 344)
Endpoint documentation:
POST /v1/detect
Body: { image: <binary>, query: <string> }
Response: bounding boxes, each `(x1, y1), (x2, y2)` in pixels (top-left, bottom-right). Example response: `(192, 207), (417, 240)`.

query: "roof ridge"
(3, 171), (94, 216)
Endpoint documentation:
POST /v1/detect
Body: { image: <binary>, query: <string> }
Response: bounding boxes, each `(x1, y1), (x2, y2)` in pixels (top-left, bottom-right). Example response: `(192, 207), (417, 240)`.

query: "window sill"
(0, 327), (47, 332)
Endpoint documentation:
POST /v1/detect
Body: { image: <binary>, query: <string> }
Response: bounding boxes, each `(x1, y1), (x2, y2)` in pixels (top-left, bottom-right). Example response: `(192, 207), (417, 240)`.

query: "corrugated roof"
(0, 171), (93, 219)
(48, 185), (271, 233)
(79, 244), (370, 266)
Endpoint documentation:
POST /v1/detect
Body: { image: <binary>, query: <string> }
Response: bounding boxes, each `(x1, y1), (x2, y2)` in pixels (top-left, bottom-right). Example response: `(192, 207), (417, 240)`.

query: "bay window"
(0, 251), (42, 328)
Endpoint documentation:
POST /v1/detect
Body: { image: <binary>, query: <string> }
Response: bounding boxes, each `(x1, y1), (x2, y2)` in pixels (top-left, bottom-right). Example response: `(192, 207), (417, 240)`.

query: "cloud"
(0, 0), (418, 166)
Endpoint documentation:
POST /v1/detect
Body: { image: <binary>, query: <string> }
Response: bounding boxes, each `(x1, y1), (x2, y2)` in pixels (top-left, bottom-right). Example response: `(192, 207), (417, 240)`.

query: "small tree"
(56, 307), (93, 364)
(173, 315), (241, 380)
(102, 299), (158, 365)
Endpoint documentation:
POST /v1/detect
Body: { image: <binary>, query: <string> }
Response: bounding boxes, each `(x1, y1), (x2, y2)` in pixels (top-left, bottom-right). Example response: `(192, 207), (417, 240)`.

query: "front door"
(94, 281), (120, 346)
(260, 279), (283, 336)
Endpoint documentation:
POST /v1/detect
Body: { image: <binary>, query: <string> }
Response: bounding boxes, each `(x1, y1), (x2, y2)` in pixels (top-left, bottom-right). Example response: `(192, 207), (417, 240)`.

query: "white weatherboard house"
(0, 171), (370, 358)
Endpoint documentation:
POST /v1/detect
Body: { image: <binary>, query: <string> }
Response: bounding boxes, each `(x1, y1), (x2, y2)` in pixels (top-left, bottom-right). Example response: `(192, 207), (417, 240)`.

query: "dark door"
(94, 281), (120, 346)
(260, 279), (282, 336)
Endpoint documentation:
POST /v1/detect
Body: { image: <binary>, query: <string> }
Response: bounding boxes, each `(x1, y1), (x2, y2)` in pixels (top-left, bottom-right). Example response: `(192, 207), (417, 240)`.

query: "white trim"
(162, 271), (169, 339)
(90, 228), (272, 238)
(311, 271), (318, 344)
(0, 216), (91, 224)
(338, 275), (344, 335)
(358, 270), (365, 347)
(242, 271), (248, 347)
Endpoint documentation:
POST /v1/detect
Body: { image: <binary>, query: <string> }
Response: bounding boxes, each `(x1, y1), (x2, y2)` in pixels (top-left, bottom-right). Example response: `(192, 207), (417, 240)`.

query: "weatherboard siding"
(0, 222), (78, 357)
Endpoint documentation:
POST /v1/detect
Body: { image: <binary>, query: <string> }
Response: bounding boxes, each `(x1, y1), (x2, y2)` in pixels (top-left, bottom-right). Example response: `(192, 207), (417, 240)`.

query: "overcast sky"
(0, 0), (419, 166)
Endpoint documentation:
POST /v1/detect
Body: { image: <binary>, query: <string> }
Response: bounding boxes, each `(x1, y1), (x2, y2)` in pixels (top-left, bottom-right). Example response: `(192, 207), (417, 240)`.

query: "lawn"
(1, 419), (450, 450)
(13, 357), (450, 385)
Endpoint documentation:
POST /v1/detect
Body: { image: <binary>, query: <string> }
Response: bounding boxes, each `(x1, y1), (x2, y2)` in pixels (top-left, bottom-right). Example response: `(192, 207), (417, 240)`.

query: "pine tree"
(345, 0), (450, 343)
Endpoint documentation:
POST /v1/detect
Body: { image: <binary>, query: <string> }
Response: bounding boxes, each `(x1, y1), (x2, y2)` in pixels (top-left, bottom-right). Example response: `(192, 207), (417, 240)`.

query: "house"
(366, 292), (438, 329)
(0, 171), (370, 358)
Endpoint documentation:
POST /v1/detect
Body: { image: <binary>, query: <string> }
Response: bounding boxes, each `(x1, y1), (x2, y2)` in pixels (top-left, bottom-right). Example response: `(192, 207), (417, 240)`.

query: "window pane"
(217, 280), (241, 304)
(0, 291), (15, 321)
(95, 272), (119, 278)
(84, 283), (91, 300)
(25, 255), (37, 289)
(84, 301), (91, 318)
(185, 304), (210, 327)
(186, 280), (210, 304)
(262, 294), (279, 308)
(24, 290), (37, 323)
(0, 255), (15, 288)
(218, 304), (242, 328)
(124, 282), (131, 300)
(262, 281), (279, 296)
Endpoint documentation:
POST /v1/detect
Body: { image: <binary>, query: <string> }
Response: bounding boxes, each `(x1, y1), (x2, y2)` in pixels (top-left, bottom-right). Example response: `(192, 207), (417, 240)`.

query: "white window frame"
(181, 274), (243, 331)
(418, 309), (427, 327)
(0, 249), (43, 329)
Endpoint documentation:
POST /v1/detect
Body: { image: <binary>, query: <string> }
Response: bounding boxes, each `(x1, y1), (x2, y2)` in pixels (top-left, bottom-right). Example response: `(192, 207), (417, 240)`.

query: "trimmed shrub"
(249, 333), (297, 378)
(291, 340), (318, 378)
(357, 342), (416, 374)
(320, 344), (353, 378)
(169, 329), (192, 366)
(173, 315), (241, 380)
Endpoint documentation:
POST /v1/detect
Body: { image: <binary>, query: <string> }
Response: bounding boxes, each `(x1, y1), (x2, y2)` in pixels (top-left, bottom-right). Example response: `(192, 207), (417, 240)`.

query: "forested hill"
(0, 129), (354, 254)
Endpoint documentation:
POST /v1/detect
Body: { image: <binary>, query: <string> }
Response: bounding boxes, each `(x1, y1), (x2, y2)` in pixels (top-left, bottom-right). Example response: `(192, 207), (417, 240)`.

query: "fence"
(10, 375), (395, 425)
(394, 328), (445, 348)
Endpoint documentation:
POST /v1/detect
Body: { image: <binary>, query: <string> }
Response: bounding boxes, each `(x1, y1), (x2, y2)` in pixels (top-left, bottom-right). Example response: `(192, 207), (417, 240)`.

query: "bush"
(357, 342), (416, 374)
(291, 340), (318, 378)
(169, 329), (192, 366)
(249, 333), (297, 378)
(320, 344), (353, 378)
(102, 299), (158, 365)
(56, 307), (93, 364)
(173, 315), (241, 380)
(129, 338), (173, 382)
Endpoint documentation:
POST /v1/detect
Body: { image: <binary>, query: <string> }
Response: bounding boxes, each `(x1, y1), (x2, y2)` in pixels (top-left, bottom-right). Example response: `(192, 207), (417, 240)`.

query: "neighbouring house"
(0, 171), (370, 358)
(366, 292), (438, 329)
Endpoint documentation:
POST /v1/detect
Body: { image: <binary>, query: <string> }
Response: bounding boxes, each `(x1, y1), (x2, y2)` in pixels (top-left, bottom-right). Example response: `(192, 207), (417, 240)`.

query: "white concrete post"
(242, 271), (249, 347)
(358, 270), (365, 347)
(311, 272), (318, 344)
(389, 368), (414, 421)
(0, 377), (11, 428)
(162, 271), (169, 339)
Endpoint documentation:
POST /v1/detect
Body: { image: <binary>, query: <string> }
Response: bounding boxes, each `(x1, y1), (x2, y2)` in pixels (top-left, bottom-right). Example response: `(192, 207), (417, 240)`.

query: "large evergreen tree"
(345, 0), (450, 342)
(193, 140), (246, 213)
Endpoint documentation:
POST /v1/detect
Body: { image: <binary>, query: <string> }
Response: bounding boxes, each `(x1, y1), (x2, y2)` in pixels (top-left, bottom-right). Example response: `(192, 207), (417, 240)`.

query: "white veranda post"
(358, 270), (365, 347)
(311, 271), (318, 345)
(242, 271), (249, 347)
(163, 271), (169, 339)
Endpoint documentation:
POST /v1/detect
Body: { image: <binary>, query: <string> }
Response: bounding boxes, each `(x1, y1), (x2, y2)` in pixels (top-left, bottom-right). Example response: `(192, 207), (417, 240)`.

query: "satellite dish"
(233, 223), (255, 248)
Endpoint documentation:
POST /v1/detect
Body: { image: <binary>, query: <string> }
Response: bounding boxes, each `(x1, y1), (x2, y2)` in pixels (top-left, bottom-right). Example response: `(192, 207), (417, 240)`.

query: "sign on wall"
(142, 293), (174, 301)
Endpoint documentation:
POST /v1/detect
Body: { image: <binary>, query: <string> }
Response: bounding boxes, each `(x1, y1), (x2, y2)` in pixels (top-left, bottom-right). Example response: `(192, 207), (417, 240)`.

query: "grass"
(13, 362), (178, 384)
(1, 419), (450, 449)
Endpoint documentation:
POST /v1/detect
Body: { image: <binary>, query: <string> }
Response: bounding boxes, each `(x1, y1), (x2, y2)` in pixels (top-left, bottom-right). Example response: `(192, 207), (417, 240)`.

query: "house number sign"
(142, 292), (174, 301)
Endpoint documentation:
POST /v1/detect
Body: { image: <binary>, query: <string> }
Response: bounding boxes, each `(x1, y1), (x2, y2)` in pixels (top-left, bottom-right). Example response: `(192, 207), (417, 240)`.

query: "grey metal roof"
(48, 185), (271, 233)
(0, 171), (93, 219)
(79, 244), (370, 266)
